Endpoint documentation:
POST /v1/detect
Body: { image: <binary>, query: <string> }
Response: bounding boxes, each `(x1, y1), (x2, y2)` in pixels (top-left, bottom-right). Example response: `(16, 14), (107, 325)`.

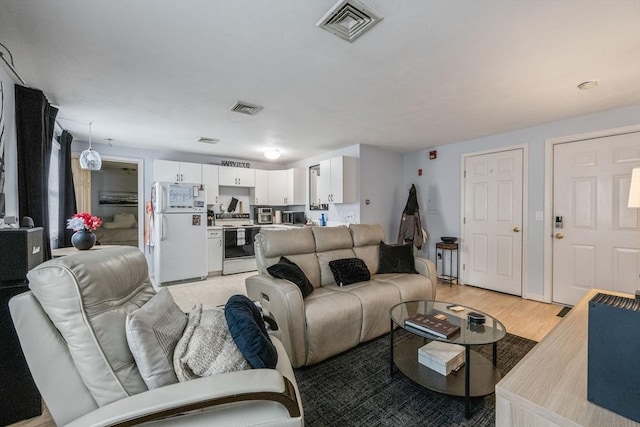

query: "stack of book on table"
(418, 341), (465, 376)
(404, 313), (460, 338)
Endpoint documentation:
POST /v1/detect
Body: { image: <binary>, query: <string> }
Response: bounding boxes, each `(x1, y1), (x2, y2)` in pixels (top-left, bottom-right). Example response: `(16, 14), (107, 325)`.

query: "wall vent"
(230, 101), (263, 116)
(317, 0), (382, 43)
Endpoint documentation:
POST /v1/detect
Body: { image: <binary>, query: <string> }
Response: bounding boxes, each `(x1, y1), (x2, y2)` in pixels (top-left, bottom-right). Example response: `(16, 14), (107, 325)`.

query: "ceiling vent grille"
(230, 101), (263, 116)
(317, 0), (382, 43)
(198, 137), (219, 144)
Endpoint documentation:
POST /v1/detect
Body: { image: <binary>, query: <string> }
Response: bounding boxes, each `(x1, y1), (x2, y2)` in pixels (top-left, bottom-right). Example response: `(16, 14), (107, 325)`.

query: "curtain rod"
(0, 51), (28, 86)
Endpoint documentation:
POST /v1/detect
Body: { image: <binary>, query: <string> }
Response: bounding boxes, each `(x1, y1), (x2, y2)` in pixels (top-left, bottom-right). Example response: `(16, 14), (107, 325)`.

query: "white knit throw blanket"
(173, 305), (250, 382)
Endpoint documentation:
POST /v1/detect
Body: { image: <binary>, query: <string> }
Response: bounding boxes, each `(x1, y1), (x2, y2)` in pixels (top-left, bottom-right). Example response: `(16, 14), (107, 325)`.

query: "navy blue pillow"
(224, 295), (277, 369)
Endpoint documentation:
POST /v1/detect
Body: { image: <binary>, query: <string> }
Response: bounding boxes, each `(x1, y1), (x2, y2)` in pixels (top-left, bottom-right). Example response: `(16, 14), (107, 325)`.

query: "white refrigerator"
(152, 182), (207, 285)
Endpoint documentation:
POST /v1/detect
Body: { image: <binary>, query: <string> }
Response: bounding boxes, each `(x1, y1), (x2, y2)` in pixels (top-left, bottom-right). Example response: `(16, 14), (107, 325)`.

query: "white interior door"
(463, 148), (524, 295)
(552, 132), (640, 306)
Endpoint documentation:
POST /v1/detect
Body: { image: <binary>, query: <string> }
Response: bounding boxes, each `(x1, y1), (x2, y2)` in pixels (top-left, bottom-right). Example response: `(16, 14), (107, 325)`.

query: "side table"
(435, 242), (458, 285)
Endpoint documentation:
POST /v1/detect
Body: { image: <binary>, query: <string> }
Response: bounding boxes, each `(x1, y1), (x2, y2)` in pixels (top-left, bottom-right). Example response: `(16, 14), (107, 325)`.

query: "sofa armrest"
(414, 257), (437, 300)
(66, 369), (301, 427)
(245, 274), (307, 368)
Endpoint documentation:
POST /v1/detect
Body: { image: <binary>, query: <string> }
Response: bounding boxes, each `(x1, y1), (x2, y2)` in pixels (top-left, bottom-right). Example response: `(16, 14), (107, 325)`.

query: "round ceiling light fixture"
(79, 121), (102, 170)
(577, 80), (598, 90)
(264, 148), (281, 160)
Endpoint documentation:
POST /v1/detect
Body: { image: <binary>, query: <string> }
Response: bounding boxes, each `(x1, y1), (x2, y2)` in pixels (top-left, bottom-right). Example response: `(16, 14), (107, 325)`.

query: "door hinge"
(463, 264), (466, 271)
(463, 217), (466, 224)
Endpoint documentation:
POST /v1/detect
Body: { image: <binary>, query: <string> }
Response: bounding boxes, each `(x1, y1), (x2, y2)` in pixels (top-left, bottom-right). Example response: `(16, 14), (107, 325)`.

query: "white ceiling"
(1, 0), (639, 164)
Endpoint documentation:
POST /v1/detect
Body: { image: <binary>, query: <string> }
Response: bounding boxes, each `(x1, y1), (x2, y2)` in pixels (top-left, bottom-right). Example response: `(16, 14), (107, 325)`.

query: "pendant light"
(79, 121), (102, 170)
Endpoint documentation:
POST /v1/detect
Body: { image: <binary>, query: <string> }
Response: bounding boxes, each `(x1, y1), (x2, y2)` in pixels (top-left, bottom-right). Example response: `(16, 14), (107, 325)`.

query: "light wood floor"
(9, 279), (565, 427)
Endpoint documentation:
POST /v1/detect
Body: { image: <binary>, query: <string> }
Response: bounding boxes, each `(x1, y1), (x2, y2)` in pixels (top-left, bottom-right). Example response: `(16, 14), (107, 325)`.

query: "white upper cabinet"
(153, 160), (202, 184)
(252, 169), (270, 205)
(219, 166), (255, 187)
(318, 156), (356, 204)
(269, 168), (305, 205)
(202, 164), (220, 205)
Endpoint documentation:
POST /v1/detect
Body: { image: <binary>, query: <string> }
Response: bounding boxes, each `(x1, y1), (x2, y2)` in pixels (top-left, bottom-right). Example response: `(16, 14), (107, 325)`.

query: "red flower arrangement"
(67, 212), (103, 232)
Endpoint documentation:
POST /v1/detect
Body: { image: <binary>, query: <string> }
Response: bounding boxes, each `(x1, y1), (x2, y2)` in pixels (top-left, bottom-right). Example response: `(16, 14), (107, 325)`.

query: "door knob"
(555, 233), (564, 239)
(513, 226), (521, 232)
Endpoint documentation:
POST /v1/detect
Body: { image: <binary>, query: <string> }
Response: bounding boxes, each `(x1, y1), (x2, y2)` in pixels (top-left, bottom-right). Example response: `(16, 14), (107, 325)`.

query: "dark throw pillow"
(224, 295), (277, 369)
(267, 256), (314, 298)
(329, 258), (371, 286)
(377, 241), (418, 274)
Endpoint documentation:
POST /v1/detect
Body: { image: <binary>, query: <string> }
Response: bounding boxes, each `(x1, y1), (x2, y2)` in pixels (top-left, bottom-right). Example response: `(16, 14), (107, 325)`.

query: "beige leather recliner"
(10, 246), (303, 426)
(246, 223), (437, 368)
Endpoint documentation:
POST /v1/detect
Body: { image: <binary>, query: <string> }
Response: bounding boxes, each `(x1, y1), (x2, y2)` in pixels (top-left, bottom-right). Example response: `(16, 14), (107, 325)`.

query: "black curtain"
(57, 130), (76, 247)
(15, 85), (58, 261)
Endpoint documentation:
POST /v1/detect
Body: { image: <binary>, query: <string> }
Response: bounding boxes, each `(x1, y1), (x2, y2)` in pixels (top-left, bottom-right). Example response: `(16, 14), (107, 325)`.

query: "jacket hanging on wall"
(397, 184), (426, 250)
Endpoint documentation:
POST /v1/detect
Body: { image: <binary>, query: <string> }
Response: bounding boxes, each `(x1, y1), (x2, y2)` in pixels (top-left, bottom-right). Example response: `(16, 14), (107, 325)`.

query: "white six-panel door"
(552, 132), (640, 306)
(463, 148), (524, 295)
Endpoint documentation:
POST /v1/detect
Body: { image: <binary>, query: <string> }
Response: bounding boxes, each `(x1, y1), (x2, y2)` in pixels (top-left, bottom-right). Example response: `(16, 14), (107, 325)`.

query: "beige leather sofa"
(10, 246), (303, 426)
(246, 223), (437, 368)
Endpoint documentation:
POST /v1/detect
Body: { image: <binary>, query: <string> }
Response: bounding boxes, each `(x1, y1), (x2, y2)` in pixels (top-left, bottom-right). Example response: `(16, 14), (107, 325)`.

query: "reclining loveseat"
(246, 223), (437, 368)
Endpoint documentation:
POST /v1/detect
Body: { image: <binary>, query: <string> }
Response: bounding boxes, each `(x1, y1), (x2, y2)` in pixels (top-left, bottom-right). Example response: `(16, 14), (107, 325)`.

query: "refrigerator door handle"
(160, 215), (166, 241)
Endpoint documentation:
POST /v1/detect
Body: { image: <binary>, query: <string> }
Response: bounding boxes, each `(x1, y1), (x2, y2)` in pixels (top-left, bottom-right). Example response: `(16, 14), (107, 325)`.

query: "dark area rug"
(294, 331), (537, 427)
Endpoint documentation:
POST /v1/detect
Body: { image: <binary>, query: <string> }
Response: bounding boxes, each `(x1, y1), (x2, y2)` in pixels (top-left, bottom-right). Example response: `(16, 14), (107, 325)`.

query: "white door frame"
(99, 154), (145, 253)
(460, 143), (529, 295)
(543, 124), (640, 303)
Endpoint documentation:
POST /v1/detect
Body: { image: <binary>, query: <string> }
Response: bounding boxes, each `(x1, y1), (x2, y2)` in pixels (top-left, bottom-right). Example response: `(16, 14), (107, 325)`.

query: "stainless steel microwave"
(283, 211), (305, 225)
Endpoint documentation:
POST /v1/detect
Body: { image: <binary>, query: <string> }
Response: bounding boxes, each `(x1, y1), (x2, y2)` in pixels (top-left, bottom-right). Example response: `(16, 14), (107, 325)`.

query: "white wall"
(405, 104), (640, 300)
(0, 67), (18, 221)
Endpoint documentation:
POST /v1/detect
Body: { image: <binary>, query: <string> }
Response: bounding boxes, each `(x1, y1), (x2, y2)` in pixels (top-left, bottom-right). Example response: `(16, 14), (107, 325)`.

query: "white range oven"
(215, 213), (260, 275)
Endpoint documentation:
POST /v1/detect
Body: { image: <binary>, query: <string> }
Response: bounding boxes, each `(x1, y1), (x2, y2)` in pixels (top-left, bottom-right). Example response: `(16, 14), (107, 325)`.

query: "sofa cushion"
(26, 246), (154, 406)
(174, 305), (249, 381)
(350, 223), (385, 247)
(329, 258), (371, 286)
(267, 256), (314, 298)
(125, 289), (187, 389)
(225, 295), (278, 369)
(312, 225), (353, 252)
(377, 242), (417, 274)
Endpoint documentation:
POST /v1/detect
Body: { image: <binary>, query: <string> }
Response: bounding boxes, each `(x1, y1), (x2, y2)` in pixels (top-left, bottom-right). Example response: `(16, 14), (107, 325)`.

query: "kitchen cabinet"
(219, 166), (255, 187)
(207, 229), (223, 273)
(153, 160), (202, 184)
(318, 156), (356, 204)
(268, 168), (305, 205)
(202, 164), (220, 205)
(252, 169), (270, 205)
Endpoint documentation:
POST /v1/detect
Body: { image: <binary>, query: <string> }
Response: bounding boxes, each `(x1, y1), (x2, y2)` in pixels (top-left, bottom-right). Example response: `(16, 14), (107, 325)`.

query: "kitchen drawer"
(207, 230), (223, 238)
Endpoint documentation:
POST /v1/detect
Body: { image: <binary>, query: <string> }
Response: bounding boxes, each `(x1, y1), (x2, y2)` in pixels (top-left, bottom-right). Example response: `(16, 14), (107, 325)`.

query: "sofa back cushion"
(27, 246), (155, 407)
(312, 226), (357, 286)
(350, 223), (385, 275)
(255, 228), (321, 287)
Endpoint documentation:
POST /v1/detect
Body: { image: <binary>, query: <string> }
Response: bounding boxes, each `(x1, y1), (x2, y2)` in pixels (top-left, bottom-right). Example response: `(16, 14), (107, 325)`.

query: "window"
(48, 131), (61, 249)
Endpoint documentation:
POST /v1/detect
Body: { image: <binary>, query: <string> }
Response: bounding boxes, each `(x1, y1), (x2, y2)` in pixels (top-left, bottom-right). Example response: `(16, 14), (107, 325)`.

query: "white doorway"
(461, 146), (526, 296)
(547, 128), (640, 306)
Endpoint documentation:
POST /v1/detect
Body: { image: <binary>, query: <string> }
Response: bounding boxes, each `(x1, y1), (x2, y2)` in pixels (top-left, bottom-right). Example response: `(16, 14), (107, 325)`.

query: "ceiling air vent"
(230, 101), (263, 116)
(198, 137), (219, 144)
(317, 0), (382, 43)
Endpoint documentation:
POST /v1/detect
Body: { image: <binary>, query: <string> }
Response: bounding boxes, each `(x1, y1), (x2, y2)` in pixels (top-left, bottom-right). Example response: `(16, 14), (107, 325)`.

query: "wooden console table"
(495, 289), (639, 427)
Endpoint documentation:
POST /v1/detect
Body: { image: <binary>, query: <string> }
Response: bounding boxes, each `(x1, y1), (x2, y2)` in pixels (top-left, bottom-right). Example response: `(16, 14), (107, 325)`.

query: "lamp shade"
(79, 148), (102, 171)
(629, 167), (640, 208)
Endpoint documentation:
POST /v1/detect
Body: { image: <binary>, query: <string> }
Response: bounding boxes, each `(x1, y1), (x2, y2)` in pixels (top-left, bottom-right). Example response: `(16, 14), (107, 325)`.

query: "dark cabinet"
(0, 227), (44, 424)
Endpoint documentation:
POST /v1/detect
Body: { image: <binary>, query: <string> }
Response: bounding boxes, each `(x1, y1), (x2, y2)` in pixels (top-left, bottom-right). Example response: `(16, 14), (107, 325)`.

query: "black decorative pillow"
(267, 256), (314, 298)
(329, 258), (371, 286)
(377, 242), (418, 274)
(224, 295), (277, 369)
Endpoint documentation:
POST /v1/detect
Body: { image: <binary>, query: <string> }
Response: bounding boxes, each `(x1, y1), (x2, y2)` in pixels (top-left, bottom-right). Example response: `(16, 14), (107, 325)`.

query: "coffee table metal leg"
(389, 319), (394, 377)
(493, 341), (498, 367)
(465, 345), (471, 418)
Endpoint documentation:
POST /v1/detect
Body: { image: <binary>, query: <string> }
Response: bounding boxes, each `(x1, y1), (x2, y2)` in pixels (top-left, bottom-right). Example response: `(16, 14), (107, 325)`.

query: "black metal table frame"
(389, 321), (499, 419)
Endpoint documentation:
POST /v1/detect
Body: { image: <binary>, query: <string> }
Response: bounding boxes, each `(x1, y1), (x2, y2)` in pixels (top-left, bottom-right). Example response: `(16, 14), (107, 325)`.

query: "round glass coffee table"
(389, 300), (506, 419)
